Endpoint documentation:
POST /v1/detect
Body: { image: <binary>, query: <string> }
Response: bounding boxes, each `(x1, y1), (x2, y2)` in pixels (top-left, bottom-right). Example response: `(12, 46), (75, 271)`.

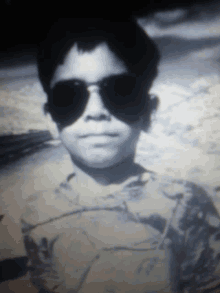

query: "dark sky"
(0, 0), (218, 53)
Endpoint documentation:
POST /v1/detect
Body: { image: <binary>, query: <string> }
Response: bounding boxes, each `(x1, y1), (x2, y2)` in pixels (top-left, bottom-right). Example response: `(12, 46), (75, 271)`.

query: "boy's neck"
(71, 157), (146, 186)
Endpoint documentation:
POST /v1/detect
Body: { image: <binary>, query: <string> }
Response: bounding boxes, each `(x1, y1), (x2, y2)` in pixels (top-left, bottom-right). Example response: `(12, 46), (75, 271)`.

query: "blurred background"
(1, 0), (220, 211)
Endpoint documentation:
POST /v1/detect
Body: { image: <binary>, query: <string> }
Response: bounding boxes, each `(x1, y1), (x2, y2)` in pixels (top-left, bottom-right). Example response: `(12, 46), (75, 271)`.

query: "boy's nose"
(83, 85), (111, 121)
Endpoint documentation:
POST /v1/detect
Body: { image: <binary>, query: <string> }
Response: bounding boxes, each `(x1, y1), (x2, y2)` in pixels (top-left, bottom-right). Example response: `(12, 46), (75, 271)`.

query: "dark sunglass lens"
(52, 82), (82, 108)
(103, 76), (140, 108)
(102, 76), (145, 122)
(114, 76), (137, 98)
(49, 81), (87, 125)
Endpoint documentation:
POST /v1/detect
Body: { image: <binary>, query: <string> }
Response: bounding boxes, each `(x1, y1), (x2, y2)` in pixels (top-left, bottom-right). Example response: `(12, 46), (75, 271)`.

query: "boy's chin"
(80, 159), (118, 169)
(72, 155), (123, 170)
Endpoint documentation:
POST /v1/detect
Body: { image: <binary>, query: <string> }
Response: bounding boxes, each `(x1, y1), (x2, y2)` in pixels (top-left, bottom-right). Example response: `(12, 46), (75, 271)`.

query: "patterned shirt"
(21, 170), (220, 293)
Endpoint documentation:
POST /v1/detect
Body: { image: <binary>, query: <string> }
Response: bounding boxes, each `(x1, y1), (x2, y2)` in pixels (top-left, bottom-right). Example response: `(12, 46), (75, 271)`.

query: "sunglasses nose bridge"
(87, 84), (100, 93)
(83, 84), (111, 117)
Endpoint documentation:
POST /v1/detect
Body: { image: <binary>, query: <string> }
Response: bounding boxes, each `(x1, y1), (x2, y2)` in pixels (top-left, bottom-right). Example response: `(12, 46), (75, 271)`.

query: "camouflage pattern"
(21, 171), (220, 293)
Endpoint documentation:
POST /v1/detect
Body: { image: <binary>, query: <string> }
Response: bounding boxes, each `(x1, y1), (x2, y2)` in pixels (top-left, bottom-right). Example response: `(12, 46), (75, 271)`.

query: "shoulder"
(148, 173), (220, 229)
(122, 170), (211, 206)
(21, 174), (79, 228)
(146, 172), (210, 203)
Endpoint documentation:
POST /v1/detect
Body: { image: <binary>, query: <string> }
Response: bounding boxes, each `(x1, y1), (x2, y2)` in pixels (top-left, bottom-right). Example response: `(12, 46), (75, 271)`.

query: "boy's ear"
(141, 94), (159, 132)
(43, 104), (60, 139)
(149, 94), (159, 113)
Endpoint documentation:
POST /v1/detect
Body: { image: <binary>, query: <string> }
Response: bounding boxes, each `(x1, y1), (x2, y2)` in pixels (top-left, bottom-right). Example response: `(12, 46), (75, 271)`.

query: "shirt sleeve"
(177, 181), (220, 293)
(0, 211), (29, 283)
(0, 212), (27, 261)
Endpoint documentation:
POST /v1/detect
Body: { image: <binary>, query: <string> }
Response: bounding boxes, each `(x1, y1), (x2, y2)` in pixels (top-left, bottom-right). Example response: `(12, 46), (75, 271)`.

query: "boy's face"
(49, 43), (143, 169)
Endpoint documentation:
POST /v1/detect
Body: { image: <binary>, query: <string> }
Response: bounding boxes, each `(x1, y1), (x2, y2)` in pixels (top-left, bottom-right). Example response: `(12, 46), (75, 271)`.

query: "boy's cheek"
(59, 132), (78, 146)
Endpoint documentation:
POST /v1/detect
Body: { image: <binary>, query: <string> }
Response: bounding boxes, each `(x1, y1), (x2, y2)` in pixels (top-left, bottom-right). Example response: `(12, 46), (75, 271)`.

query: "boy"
(2, 17), (220, 293)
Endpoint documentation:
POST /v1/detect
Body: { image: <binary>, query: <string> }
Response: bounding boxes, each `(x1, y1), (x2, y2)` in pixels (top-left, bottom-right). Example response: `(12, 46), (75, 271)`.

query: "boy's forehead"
(50, 42), (128, 88)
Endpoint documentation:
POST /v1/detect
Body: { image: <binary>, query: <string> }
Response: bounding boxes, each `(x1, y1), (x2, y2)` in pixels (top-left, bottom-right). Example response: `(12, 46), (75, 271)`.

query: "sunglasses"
(46, 74), (147, 127)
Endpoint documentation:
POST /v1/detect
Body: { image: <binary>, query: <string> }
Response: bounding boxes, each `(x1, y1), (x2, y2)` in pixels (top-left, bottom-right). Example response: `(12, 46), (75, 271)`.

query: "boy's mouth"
(79, 133), (119, 139)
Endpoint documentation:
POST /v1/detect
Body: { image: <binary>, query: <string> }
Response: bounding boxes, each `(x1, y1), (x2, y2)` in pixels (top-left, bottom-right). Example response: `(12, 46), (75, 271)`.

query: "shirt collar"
(66, 168), (153, 199)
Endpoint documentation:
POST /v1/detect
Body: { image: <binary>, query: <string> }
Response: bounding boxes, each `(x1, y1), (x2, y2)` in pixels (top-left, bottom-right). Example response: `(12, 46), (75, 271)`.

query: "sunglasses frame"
(46, 73), (147, 127)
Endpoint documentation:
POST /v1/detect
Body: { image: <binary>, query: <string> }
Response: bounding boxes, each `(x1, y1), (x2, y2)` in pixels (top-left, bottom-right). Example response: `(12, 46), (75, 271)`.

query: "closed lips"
(79, 133), (119, 138)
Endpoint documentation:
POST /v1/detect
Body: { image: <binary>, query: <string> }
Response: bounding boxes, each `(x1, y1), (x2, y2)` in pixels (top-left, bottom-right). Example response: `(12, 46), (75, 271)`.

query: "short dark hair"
(37, 17), (160, 96)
